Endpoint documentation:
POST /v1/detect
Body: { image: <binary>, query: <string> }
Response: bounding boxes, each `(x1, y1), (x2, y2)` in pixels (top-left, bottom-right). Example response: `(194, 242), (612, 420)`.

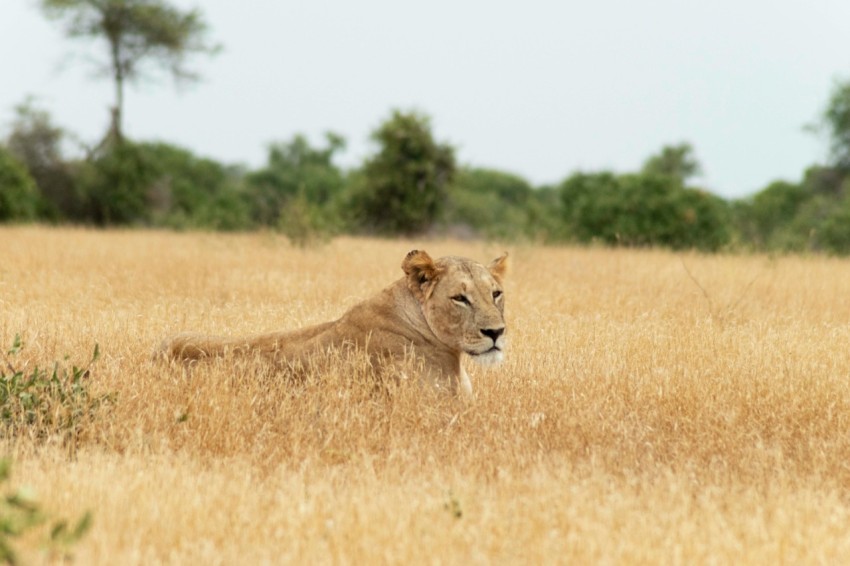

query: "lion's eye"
(493, 290), (503, 300)
(451, 294), (470, 305)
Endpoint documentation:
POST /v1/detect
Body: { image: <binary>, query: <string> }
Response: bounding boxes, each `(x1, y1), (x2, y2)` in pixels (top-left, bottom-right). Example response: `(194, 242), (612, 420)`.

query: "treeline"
(7, 0), (850, 254)
(3, 94), (850, 254)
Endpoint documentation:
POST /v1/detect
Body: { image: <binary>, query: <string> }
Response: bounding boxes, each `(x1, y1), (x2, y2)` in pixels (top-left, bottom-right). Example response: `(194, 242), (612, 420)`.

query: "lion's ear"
(402, 249), (442, 300)
(488, 253), (508, 282)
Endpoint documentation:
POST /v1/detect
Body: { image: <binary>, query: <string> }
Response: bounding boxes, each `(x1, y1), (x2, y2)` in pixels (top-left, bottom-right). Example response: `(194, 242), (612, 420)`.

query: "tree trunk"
(109, 29), (124, 144)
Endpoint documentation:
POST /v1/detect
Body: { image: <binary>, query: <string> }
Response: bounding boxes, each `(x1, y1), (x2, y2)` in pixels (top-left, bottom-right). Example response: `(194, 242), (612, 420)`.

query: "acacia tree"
(40, 0), (219, 144)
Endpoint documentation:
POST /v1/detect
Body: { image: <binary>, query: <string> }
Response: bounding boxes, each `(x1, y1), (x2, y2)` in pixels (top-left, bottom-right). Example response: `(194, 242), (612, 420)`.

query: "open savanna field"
(3, 226), (850, 564)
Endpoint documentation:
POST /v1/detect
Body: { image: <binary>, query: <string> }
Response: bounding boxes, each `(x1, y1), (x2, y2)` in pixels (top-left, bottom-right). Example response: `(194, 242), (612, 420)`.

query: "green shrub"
(76, 142), (156, 225)
(244, 134), (346, 227)
(0, 148), (40, 222)
(559, 172), (731, 251)
(0, 335), (110, 452)
(444, 168), (537, 240)
(734, 180), (811, 250)
(6, 100), (80, 222)
(817, 196), (850, 254)
(0, 458), (91, 565)
(134, 142), (245, 229)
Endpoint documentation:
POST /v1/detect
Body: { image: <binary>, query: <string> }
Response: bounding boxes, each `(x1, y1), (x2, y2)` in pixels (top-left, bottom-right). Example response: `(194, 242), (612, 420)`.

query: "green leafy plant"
(0, 335), (110, 451)
(0, 458), (91, 565)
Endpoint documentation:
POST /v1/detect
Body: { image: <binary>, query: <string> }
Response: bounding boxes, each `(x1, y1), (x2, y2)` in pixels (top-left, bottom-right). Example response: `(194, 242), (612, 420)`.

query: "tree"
(558, 171), (620, 241)
(40, 0), (219, 143)
(352, 110), (456, 235)
(641, 142), (702, 184)
(244, 133), (346, 227)
(6, 99), (81, 220)
(821, 79), (850, 171)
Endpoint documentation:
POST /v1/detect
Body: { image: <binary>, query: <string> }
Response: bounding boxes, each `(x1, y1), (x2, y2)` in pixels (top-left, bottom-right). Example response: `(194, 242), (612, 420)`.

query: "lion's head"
(402, 250), (508, 365)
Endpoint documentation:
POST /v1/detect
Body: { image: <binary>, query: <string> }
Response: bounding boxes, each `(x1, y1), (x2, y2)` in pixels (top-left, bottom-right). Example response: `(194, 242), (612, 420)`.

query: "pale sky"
(3, 0), (849, 198)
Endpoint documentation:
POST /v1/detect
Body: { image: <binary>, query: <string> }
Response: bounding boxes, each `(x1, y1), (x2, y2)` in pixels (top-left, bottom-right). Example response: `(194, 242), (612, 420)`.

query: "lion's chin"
(468, 348), (504, 367)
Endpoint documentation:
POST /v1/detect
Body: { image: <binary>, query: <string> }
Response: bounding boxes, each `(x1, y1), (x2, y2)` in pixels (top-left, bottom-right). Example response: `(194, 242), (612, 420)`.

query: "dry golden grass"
(3, 225), (850, 564)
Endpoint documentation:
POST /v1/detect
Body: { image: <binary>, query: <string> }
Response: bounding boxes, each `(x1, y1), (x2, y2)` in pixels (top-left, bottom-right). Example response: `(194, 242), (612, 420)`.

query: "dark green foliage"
(445, 168), (535, 240)
(819, 197), (850, 254)
(674, 186), (732, 251)
(351, 110), (456, 235)
(641, 142), (701, 184)
(135, 142), (250, 230)
(454, 167), (533, 207)
(6, 100), (81, 221)
(732, 165), (850, 254)
(142, 142), (228, 218)
(0, 459), (92, 565)
(821, 80), (850, 171)
(189, 182), (252, 231)
(560, 171), (730, 251)
(71, 140), (251, 229)
(559, 171), (620, 242)
(0, 335), (110, 450)
(245, 133), (346, 228)
(803, 164), (845, 196)
(0, 148), (40, 222)
(444, 168), (562, 242)
(76, 142), (156, 225)
(733, 180), (811, 250)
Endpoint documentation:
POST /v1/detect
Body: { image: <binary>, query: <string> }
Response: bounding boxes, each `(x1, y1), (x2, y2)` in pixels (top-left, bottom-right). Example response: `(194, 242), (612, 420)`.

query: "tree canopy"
(641, 142), (702, 184)
(351, 111), (456, 235)
(40, 0), (219, 143)
(821, 80), (850, 171)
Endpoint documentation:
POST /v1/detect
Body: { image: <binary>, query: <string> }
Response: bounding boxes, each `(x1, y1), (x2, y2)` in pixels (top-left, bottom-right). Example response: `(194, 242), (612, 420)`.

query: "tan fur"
(157, 250), (508, 398)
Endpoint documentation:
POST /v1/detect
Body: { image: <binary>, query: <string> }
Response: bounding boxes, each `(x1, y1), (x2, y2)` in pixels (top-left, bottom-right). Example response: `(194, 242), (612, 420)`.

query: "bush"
(136, 142), (249, 229)
(444, 168), (538, 240)
(244, 134), (346, 227)
(6, 100), (81, 221)
(560, 172), (731, 251)
(733, 180), (811, 250)
(350, 110), (455, 235)
(0, 335), (110, 452)
(0, 147), (40, 222)
(76, 142), (156, 225)
(815, 195), (850, 254)
(190, 184), (252, 231)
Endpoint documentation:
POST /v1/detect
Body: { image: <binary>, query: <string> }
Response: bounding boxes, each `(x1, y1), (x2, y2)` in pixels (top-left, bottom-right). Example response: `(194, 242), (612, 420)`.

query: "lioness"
(157, 249), (507, 398)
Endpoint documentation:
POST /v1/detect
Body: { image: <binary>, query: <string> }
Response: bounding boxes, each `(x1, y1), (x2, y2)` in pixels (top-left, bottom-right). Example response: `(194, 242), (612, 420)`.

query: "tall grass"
(3, 226), (850, 563)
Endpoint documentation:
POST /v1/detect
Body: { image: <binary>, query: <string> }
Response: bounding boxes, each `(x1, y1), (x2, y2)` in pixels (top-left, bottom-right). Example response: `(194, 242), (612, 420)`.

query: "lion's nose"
(480, 327), (505, 342)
